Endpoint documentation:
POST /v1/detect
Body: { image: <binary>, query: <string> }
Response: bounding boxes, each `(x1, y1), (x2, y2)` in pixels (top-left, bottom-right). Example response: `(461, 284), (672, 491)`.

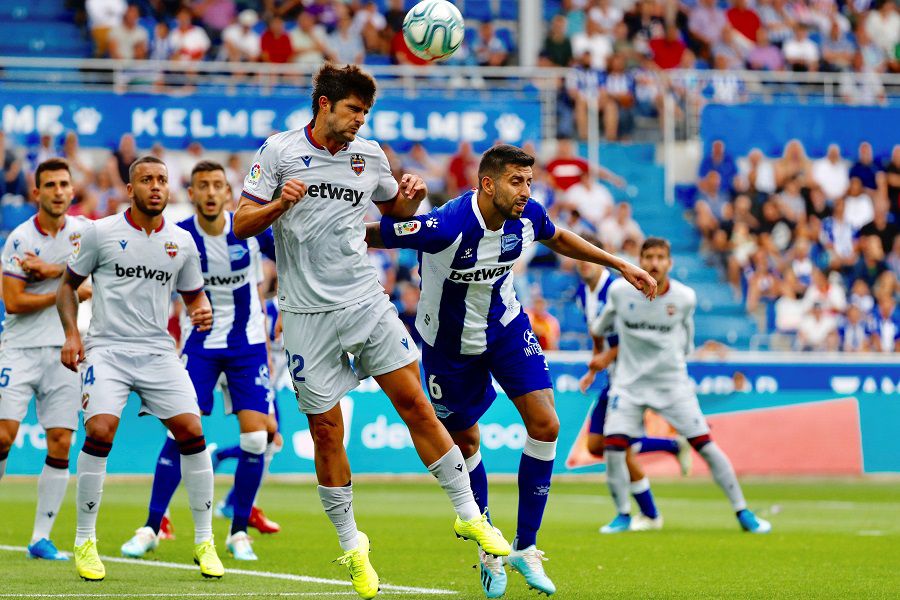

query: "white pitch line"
(0, 545), (456, 596)
(0, 594), (359, 598)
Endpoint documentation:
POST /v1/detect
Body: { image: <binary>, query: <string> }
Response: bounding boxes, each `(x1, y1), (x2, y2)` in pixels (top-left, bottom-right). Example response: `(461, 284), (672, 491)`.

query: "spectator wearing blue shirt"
(849, 142), (884, 194)
(699, 140), (738, 191)
(867, 292), (900, 352)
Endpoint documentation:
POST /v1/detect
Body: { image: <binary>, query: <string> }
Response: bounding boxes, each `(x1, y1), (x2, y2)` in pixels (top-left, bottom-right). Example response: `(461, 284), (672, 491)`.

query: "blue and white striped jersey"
(575, 269), (617, 326)
(177, 212), (276, 352)
(380, 190), (557, 356)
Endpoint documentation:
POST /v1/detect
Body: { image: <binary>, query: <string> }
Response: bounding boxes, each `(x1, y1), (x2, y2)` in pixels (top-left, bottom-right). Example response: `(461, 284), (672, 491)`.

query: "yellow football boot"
(74, 538), (105, 581)
(193, 538), (225, 579)
(454, 512), (511, 557)
(335, 532), (379, 599)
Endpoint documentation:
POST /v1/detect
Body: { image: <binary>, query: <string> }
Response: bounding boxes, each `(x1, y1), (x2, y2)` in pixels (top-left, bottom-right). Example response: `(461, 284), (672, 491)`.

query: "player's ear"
(480, 175), (494, 195)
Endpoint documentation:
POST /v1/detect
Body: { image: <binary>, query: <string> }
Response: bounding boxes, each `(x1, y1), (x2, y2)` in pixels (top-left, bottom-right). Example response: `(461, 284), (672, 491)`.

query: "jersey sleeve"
(373, 146), (400, 203)
(2, 235), (27, 281)
(176, 237), (205, 295)
(241, 137), (281, 205)
(683, 289), (697, 356)
(379, 210), (455, 254)
(524, 200), (557, 241)
(590, 284), (618, 338)
(67, 221), (99, 278)
(254, 228), (277, 262)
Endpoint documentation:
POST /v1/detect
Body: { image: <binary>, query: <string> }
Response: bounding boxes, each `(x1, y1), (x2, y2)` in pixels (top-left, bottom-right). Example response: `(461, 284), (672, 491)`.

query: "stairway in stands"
(0, 1), (90, 58)
(540, 142), (756, 350)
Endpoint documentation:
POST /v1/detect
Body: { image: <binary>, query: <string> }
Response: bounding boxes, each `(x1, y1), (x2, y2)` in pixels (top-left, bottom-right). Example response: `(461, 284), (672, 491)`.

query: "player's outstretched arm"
(376, 174), (427, 219)
(233, 179), (307, 239)
(364, 222), (386, 248)
(182, 290), (213, 333)
(542, 228), (658, 299)
(57, 268), (86, 371)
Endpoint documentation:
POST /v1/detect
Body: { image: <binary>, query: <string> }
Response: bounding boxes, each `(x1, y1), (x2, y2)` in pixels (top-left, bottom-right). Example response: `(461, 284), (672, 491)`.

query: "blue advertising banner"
(0, 90), (542, 154)
(5, 356), (899, 476)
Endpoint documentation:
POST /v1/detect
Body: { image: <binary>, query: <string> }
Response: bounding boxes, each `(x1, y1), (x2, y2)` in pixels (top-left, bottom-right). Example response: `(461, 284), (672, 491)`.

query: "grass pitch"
(0, 477), (898, 599)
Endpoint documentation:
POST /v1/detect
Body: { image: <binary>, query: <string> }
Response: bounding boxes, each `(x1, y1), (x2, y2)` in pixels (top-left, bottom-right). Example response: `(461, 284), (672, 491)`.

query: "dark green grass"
(0, 477), (898, 599)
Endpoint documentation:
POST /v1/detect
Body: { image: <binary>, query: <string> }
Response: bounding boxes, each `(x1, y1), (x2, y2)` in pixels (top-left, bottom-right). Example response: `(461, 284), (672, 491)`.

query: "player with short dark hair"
(0, 159), (91, 560)
(365, 143), (657, 597)
(120, 159), (278, 561)
(590, 237), (772, 534)
(233, 64), (508, 599)
(57, 156), (225, 581)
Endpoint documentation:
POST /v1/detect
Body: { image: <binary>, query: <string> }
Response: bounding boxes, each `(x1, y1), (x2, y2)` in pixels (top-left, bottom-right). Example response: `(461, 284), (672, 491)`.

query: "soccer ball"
(402, 0), (465, 62)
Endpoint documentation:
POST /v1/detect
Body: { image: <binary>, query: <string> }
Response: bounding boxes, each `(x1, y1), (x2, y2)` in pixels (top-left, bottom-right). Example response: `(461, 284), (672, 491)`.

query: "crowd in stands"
(689, 138), (900, 352)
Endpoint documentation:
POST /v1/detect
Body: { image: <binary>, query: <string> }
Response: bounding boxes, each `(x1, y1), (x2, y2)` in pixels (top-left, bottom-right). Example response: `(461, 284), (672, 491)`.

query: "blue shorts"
(422, 312), (552, 432)
(184, 344), (271, 416)
(588, 383), (610, 436)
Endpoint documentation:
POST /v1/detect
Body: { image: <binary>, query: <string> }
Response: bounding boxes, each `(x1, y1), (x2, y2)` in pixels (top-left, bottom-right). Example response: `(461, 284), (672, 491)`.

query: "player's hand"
(61, 335), (85, 372)
(77, 284), (93, 302)
(279, 179), (307, 210)
(21, 252), (57, 280)
(274, 311), (283, 340)
(579, 369), (596, 394)
(588, 353), (613, 373)
(190, 305), (213, 332)
(620, 263), (657, 300)
(399, 173), (427, 202)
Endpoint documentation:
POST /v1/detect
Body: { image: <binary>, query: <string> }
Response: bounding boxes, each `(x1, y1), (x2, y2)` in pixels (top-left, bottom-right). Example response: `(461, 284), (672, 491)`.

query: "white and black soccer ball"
(402, 0), (465, 62)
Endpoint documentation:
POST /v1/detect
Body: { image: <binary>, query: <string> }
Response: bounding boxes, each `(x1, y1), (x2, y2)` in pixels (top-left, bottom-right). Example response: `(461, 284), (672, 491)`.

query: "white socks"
(180, 449), (214, 544)
(604, 450), (632, 515)
(427, 446), (480, 522)
(32, 461), (69, 543)
(318, 484), (359, 552)
(75, 452), (107, 546)
(698, 442), (748, 512)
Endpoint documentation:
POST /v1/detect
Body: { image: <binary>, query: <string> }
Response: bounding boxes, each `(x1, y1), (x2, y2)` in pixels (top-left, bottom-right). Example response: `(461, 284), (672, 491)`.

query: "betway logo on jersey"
(204, 272), (248, 287)
(449, 264), (513, 283)
(114, 263), (172, 284)
(306, 183), (364, 206)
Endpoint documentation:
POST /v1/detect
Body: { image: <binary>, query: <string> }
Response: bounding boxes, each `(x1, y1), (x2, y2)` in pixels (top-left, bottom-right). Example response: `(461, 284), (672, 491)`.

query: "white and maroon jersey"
(1, 215), (91, 348)
(591, 277), (696, 391)
(241, 123), (399, 314)
(68, 209), (205, 353)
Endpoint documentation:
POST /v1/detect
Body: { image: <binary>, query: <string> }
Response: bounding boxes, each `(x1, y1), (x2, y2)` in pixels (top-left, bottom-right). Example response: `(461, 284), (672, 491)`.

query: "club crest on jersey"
(501, 233), (521, 253)
(350, 154), (366, 176)
(81, 393), (90, 409)
(165, 241), (178, 258)
(249, 163), (262, 183)
(69, 232), (82, 246)
(394, 220), (421, 236)
(666, 303), (677, 316)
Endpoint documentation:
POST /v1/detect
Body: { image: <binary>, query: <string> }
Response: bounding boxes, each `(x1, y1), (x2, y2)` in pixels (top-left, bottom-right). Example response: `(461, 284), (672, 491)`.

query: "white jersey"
(241, 123), (400, 314)
(68, 209), (205, 353)
(591, 277), (696, 391)
(1, 215), (91, 348)
(176, 212), (276, 351)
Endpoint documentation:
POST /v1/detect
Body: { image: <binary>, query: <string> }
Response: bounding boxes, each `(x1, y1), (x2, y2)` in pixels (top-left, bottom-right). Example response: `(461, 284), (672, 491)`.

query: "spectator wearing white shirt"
(821, 199), (859, 270)
(865, 0), (900, 58)
(86, 0), (127, 57)
(327, 5), (366, 65)
(811, 144), (850, 201)
(291, 12), (330, 65)
(169, 7), (211, 62)
(472, 21), (510, 67)
(802, 268), (847, 314)
(740, 148), (777, 195)
(797, 302), (839, 351)
(221, 9), (261, 62)
(783, 24), (820, 72)
(589, 0), (623, 35)
(571, 18), (613, 70)
(561, 171), (614, 231)
(599, 202), (643, 252)
(108, 4), (148, 61)
(843, 176), (875, 231)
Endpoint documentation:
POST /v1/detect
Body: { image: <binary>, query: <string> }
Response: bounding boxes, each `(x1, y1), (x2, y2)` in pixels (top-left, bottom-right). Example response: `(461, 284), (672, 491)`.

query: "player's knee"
(44, 429), (72, 455)
(604, 434), (631, 452)
(525, 412), (559, 442)
(689, 434), (712, 452)
(84, 417), (117, 444)
(587, 435), (605, 458)
(0, 427), (16, 453)
(309, 414), (343, 450)
(239, 430), (268, 456)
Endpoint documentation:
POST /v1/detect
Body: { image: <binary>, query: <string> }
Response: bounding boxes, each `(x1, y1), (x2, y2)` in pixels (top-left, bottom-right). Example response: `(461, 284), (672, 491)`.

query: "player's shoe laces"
(600, 514), (632, 534)
(249, 505), (281, 534)
(159, 514), (175, 540)
(193, 537), (225, 579)
(226, 531), (258, 561)
(27, 538), (68, 561)
(74, 538), (105, 581)
(629, 514), (664, 531)
(214, 499), (234, 520)
(334, 531), (379, 600)
(454, 513), (511, 557)
(675, 436), (693, 476)
(737, 509), (772, 534)
(477, 547), (507, 598)
(120, 526), (159, 558)
(506, 544), (556, 596)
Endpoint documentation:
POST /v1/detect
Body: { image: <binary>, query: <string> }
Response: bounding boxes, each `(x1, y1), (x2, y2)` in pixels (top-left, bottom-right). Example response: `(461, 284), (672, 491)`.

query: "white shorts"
(604, 385), (710, 440)
(0, 346), (80, 430)
(282, 293), (420, 415)
(80, 348), (200, 422)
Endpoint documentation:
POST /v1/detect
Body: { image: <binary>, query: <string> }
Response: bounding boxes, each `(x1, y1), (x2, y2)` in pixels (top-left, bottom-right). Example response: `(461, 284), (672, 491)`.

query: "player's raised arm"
(376, 173), (427, 219)
(233, 136), (301, 239)
(542, 228), (657, 299)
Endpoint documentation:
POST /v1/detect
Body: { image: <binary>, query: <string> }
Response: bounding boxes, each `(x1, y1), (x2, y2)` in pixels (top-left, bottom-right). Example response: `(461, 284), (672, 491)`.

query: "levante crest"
(350, 154), (366, 176)
(165, 241), (178, 258)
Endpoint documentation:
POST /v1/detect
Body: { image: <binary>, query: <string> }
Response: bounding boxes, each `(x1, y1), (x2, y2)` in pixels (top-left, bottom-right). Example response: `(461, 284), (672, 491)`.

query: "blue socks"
(632, 437), (679, 455)
(230, 449), (264, 535)
(215, 445), (242, 463)
(465, 451), (490, 521)
(515, 437), (556, 550)
(146, 437), (182, 533)
(630, 477), (658, 519)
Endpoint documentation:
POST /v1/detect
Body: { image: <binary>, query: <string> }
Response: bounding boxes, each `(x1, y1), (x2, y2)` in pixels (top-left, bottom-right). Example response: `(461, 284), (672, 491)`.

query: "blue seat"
(498, 1), (519, 20)
(539, 271), (578, 301)
(675, 184), (698, 209)
(1, 204), (37, 230)
(463, 1), (492, 21)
